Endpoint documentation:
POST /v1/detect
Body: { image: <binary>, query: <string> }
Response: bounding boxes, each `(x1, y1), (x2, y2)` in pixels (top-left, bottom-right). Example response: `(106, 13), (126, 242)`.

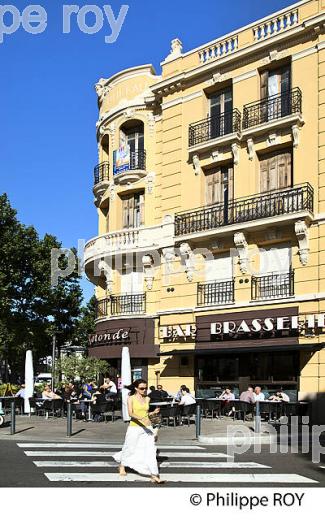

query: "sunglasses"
(138, 386), (147, 390)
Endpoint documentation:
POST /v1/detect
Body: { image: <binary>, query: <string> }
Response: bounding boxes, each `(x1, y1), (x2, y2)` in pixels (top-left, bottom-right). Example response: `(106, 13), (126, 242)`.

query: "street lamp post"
(51, 334), (56, 391)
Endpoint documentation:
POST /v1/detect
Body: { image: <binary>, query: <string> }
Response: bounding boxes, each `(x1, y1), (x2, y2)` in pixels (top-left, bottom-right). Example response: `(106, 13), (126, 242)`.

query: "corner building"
(85, 0), (325, 401)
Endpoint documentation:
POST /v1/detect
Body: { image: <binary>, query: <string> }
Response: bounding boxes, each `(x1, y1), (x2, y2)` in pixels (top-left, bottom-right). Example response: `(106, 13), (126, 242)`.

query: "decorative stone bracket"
(292, 124), (300, 148)
(109, 180), (116, 202)
(142, 254), (154, 290)
(179, 242), (195, 282)
(98, 259), (113, 293)
(247, 138), (254, 161)
(234, 232), (249, 274)
(162, 247), (176, 276)
(146, 172), (156, 194)
(231, 143), (239, 165)
(295, 220), (309, 266)
(192, 154), (201, 175)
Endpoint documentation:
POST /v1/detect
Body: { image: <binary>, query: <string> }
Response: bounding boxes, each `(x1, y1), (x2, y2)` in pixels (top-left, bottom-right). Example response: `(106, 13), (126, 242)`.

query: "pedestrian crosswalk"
(17, 442), (319, 485)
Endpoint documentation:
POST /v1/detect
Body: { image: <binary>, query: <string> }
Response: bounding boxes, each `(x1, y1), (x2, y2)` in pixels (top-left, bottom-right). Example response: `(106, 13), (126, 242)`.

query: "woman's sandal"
(150, 476), (166, 484)
(119, 466), (127, 477)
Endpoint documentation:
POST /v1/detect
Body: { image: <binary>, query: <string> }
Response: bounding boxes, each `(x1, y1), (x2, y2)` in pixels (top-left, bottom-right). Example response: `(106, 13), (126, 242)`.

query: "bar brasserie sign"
(160, 313), (325, 342)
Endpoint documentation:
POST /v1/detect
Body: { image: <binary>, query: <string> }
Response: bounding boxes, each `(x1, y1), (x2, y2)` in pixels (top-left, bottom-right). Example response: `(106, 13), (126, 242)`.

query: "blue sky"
(0, 0), (296, 301)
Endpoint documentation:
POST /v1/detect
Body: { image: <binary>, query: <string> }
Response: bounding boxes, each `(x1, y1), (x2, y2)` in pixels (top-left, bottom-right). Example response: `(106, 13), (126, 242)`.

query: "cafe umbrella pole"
(196, 403), (201, 439)
(67, 401), (72, 437)
(10, 399), (16, 435)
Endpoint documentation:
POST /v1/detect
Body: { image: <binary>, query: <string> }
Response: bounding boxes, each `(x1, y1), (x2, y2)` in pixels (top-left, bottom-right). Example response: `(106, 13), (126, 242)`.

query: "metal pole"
(196, 403), (201, 439)
(10, 400), (16, 435)
(67, 402), (72, 437)
(51, 334), (56, 392)
(254, 400), (261, 434)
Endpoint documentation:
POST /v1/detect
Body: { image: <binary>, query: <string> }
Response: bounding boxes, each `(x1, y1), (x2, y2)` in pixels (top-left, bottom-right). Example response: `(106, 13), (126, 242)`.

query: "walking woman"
(113, 379), (164, 484)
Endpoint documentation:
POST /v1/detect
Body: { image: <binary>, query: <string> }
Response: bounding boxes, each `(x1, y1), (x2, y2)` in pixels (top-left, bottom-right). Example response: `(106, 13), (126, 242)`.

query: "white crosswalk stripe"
(17, 442), (319, 485)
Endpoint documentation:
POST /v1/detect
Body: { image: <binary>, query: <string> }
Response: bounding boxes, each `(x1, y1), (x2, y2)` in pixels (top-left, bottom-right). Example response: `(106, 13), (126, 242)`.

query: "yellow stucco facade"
(85, 0), (325, 400)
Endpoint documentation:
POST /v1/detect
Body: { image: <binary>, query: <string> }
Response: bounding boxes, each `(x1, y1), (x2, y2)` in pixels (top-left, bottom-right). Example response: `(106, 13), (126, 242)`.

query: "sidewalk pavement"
(0, 414), (271, 444)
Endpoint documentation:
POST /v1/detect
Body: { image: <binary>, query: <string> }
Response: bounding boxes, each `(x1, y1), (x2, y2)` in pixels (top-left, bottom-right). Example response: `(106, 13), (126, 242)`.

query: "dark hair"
(149, 386), (155, 391)
(180, 384), (187, 391)
(125, 379), (148, 396)
(182, 387), (190, 393)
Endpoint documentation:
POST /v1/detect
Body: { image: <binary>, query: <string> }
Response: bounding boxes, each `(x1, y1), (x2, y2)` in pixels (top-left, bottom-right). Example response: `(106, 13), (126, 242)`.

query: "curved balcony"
(93, 162), (110, 202)
(95, 294), (146, 319)
(113, 150), (147, 185)
(84, 219), (174, 282)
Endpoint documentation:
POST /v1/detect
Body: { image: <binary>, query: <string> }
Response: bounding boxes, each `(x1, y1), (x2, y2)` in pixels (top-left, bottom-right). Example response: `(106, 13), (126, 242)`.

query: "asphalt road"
(0, 440), (324, 487)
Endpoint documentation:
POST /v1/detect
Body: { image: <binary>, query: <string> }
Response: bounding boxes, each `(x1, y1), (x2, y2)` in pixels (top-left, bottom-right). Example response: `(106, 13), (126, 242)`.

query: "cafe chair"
(205, 400), (221, 419)
(180, 403), (196, 426)
(232, 401), (254, 421)
(160, 405), (181, 427)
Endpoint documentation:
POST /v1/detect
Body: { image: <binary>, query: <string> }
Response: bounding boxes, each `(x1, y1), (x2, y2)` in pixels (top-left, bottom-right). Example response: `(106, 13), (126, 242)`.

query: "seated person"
(102, 377), (117, 398)
(253, 386), (265, 402)
(42, 385), (61, 399)
(91, 387), (107, 422)
(149, 385), (169, 402)
(268, 390), (290, 402)
(15, 384), (26, 399)
(175, 384), (192, 402)
(240, 386), (255, 403)
(219, 387), (235, 401)
(179, 387), (196, 406)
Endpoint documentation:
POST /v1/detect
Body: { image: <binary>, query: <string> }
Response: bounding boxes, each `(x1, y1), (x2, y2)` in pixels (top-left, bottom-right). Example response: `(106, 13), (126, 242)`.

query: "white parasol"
(121, 346), (131, 421)
(24, 350), (34, 414)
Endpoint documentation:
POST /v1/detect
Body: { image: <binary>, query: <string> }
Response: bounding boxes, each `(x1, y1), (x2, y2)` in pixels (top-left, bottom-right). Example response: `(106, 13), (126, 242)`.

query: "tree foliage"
(0, 193), (83, 377)
(55, 356), (109, 384)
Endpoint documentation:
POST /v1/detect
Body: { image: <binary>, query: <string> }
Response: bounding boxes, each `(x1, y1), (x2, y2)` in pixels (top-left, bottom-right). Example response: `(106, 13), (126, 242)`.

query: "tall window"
(205, 253), (233, 282)
(259, 149), (292, 193)
(210, 88), (233, 137)
(122, 192), (144, 228)
(260, 65), (291, 119)
(121, 267), (144, 294)
(206, 165), (233, 205)
(260, 65), (291, 99)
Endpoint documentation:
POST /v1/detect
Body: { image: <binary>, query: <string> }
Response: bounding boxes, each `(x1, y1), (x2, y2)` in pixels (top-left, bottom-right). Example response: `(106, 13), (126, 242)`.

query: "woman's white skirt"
(113, 425), (158, 476)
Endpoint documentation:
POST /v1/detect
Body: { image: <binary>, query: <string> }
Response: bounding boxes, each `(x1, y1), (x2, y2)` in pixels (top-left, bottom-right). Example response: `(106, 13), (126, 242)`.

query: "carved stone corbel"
(107, 123), (116, 148)
(146, 172), (155, 194)
(247, 138), (254, 161)
(234, 232), (249, 274)
(142, 255), (154, 290)
(295, 220), (309, 266)
(231, 143), (239, 165)
(98, 259), (113, 293)
(192, 154), (201, 175)
(292, 124), (300, 148)
(108, 180), (116, 202)
(162, 247), (176, 276)
(211, 150), (223, 162)
(179, 242), (195, 282)
(267, 133), (278, 146)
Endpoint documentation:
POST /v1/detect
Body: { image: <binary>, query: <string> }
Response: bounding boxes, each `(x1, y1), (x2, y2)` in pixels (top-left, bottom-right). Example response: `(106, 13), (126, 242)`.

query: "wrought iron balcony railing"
(251, 270), (294, 301)
(189, 109), (241, 147)
(197, 279), (235, 306)
(94, 161), (109, 185)
(95, 293), (146, 319)
(113, 150), (146, 176)
(242, 88), (302, 129)
(175, 183), (313, 237)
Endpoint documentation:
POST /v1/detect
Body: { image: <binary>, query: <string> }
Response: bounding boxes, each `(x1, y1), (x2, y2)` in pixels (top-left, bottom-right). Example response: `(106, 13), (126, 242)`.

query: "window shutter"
(280, 67), (291, 94)
(128, 196), (134, 228)
(268, 155), (278, 191)
(260, 157), (269, 193)
(122, 197), (129, 228)
(206, 171), (214, 205)
(278, 151), (291, 189)
(260, 70), (268, 99)
(139, 193), (145, 226)
(215, 170), (223, 203)
(227, 166), (234, 201)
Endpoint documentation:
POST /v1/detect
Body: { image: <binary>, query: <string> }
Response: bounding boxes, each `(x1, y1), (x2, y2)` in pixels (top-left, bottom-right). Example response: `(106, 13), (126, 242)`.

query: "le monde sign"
(160, 313), (325, 342)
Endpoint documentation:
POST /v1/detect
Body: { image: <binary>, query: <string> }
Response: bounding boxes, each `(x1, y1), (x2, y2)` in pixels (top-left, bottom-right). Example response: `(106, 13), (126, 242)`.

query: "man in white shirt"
(103, 377), (117, 397)
(15, 384), (26, 399)
(253, 386), (265, 402)
(179, 388), (196, 406)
